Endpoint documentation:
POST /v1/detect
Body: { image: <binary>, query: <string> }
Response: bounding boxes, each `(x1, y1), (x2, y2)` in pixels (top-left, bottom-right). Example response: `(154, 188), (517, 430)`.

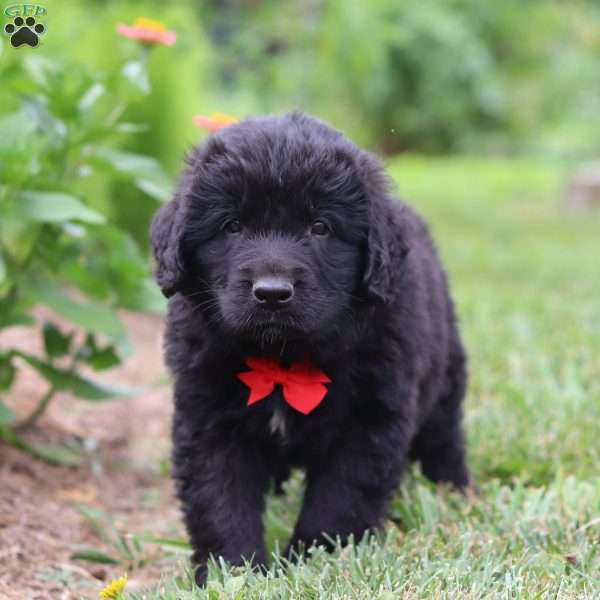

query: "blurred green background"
(3, 0), (599, 248)
(35, 0), (600, 153)
(0, 0), (600, 168)
(34, 1), (600, 152)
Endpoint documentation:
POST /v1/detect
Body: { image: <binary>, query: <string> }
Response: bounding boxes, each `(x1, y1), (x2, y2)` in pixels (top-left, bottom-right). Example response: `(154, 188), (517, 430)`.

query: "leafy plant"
(72, 505), (191, 571)
(0, 38), (171, 462)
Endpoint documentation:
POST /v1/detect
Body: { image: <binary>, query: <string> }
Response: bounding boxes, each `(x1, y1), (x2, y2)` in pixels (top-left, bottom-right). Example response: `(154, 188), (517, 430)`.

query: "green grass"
(128, 156), (600, 599)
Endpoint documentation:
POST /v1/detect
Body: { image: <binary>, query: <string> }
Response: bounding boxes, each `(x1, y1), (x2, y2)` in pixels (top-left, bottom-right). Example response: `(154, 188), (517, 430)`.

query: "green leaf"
(115, 122), (149, 134)
(42, 322), (72, 358)
(0, 312), (35, 328)
(78, 335), (121, 371)
(134, 176), (173, 202)
(121, 278), (166, 314)
(0, 293), (35, 329)
(77, 506), (114, 544)
(70, 548), (121, 565)
(26, 442), (84, 466)
(14, 190), (105, 224)
(122, 59), (150, 95)
(138, 535), (193, 553)
(0, 255), (6, 284)
(0, 356), (16, 392)
(0, 427), (83, 466)
(85, 346), (121, 371)
(20, 276), (125, 338)
(14, 352), (139, 401)
(0, 110), (36, 151)
(90, 147), (172, 202)
(0, 400), (16, 425)
(91, 147), (164, 180)
(94, 147), (158, 174)
(22, 55), (58, 89)
(20, 95), (67, 140)
(78, 82), (105, 112)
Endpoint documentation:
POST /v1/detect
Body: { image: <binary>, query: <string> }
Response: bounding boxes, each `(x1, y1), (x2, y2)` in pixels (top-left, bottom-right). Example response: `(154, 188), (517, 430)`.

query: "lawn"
(127, 156), (600, 599)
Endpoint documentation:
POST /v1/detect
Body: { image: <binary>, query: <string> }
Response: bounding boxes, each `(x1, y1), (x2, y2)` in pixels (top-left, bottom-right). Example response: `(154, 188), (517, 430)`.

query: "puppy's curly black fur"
(151, 112), (470, 584)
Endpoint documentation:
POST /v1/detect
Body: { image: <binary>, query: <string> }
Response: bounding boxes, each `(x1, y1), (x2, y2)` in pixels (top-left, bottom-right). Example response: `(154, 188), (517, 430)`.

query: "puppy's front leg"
(286, 420), (409, 556)
(173, 425), (269, 586)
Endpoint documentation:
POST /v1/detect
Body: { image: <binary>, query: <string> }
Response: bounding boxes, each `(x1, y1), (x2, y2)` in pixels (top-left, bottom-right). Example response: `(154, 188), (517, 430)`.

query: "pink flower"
(193, 113), (239, 133)
(116, 17), (176, 46)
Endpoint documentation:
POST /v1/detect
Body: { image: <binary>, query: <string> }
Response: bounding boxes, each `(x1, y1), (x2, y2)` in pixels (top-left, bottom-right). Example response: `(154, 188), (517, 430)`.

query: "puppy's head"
(151, 112), (395, 344)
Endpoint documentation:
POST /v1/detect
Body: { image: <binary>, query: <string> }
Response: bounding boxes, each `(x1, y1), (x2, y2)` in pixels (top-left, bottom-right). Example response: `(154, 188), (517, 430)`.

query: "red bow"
(237, 357), (331, 415)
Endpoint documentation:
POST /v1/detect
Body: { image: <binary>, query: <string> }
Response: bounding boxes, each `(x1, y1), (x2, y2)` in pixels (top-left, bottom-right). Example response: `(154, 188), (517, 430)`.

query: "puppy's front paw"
(193, 563), (208, 588)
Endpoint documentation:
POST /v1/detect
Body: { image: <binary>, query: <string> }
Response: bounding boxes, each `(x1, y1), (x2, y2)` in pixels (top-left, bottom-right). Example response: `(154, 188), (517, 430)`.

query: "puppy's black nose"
(252, 277), (294, 308)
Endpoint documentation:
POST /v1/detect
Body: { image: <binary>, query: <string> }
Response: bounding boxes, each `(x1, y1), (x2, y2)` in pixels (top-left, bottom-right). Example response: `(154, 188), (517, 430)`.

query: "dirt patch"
(0, 311), (184, 599)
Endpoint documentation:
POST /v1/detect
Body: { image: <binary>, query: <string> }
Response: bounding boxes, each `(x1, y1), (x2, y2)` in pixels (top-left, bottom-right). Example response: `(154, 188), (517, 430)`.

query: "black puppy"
(151, 112), (469, 584)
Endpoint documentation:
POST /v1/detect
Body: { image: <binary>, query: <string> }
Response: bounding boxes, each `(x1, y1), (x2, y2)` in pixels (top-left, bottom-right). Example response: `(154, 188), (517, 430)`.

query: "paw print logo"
(4, 16), (46, 48)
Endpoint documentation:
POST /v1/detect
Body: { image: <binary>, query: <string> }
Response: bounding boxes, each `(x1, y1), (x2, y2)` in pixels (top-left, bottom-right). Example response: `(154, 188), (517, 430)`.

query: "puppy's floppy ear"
(359, 153), (409, 303)
(150, 139), (225, 297)
(150, 194), (185, 298)
(363, 207), (390, 303)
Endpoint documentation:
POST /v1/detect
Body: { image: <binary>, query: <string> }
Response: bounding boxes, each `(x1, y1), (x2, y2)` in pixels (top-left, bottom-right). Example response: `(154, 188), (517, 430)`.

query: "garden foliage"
(0, 44), (170, 461)
(200, 0), (600, 153)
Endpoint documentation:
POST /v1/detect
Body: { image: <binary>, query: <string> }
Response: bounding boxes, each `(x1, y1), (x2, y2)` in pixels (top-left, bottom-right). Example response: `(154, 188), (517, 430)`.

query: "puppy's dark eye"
(224, 219), (242, 234)
(310, 220), (329, 236)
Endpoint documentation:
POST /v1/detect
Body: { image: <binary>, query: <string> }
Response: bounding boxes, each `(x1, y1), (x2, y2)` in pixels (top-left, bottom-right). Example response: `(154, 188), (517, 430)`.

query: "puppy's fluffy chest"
(268, 407), (288, 440)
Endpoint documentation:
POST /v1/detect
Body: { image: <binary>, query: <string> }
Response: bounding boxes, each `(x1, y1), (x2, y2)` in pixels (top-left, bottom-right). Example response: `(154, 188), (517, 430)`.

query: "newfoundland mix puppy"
(151, 112), (470, 583)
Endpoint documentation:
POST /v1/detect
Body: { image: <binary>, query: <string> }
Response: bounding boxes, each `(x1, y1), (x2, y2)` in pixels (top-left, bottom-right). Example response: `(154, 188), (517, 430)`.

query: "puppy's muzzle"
(252, 276), (294, 310)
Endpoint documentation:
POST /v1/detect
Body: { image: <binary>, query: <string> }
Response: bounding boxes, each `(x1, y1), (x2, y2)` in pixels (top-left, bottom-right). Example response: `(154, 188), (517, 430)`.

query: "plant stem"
(14, 385), (56, 431)
(13, 347), (81, 432)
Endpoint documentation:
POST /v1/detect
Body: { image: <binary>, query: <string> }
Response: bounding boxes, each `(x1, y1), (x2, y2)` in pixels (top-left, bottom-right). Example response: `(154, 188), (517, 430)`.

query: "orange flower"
(193, 112), (239, 133)
(116, 17), (176, 46)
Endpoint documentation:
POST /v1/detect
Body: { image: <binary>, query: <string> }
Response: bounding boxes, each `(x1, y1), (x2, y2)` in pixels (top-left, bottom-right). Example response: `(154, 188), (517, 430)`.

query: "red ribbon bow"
(237, 357), (331, 415)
